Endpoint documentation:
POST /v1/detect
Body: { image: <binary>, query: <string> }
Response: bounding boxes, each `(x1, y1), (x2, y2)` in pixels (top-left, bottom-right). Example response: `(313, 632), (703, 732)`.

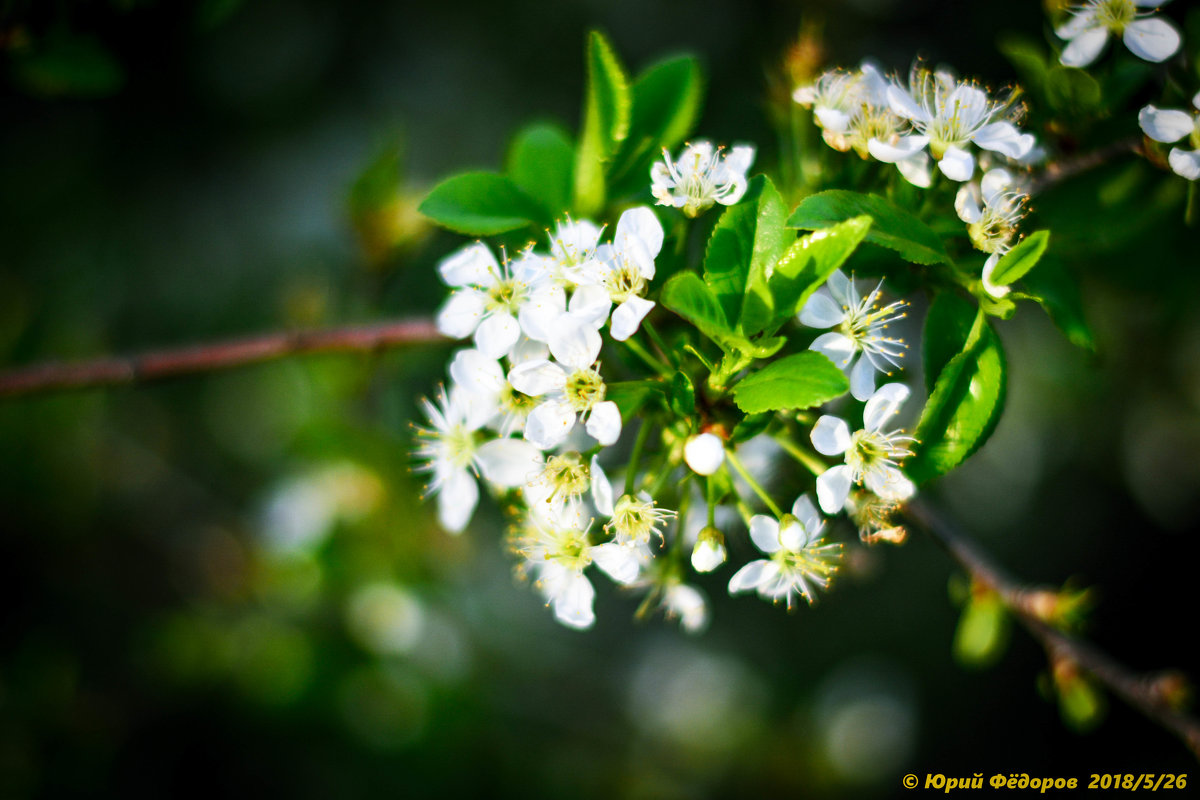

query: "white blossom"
(661, 583), (709, 633)
(691, 526), (727, 573)
(799, 270), (908, 401)
(651, 140), (755, 217)
(955, 168), (1031, 297)
(510, 512), (599, 629)
(727, 494), (842, 608)
(810, 383), (916, 514)
(684, 433), (726, 476)
(1139, 93), (1200, 181)
(1056, 0), (1181, 68)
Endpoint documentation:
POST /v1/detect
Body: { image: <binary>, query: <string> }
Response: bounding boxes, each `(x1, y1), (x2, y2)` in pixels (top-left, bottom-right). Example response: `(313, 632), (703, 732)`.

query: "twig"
(0, 317), (442, 399)
(906, 499), (1200, 759)
(1031, 136), (1142, 195)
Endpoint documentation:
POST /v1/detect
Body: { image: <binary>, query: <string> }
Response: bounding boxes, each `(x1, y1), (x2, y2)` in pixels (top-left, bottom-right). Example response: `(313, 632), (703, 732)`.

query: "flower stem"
(642, 320), (679, 369)
(623, 336), (672, 377)
(775, 434), (827, 476)
(725, 450), (782, 518)
(624, 419), (654, 496)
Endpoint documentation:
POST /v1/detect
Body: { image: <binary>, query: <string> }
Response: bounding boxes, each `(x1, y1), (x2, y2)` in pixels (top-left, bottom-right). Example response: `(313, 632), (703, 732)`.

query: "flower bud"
(663, 584), (709, 634)
(684, 432), (725, 476)
(691, 526), (727, 573)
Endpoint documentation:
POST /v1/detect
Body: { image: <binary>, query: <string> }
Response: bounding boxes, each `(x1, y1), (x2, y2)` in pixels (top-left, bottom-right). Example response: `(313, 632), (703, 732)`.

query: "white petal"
(1056, 10), (1097, 39)
(437, 468), (478, 533)
(437, 242), (499, 288)
(684, 433), (726, 476)
(867, 135), (929, 163)
(552, 574), (595, 629)
(435, 289), (487, 339)
(1124, 18), (1181, 63)
(798, 290), (846, 328)
(585, 401), (622, 446)
(1061, 27), (1109, 67)
(980, 168), (1014, 206)
(865, 464), (916, 502)
(663, 584), (709, 633)
(815, 107), (852, 133)
(610, 297), (655, 341)
(972, 122), (1035, 159)
(793, 85), (816, 105)
(810, 332), (857, 369)
(811, 415), (851, 456)
(475, 438), (543, 488)
(548, 316), (603, 369)
(816, 465), (854, 514)
(518, 285), (567, 342)
(591, 543), (642, 585)
(894, 152), (933, 188)
(1168, 147), (1200, 180)
(982, 253), (1011, 298)
(449, 348), (505, 396)
(510, 336), (549, 364)
(507, 359), (566, 397)
(567, 284), (613, 327)
(728, 559), (775, 595)
(955, 184), (983, 223)
(791, 494), (822, 539)
(1193, 91), (1200, 112)
(849, 353), (879, 402)
(886, 85), (931, 124)
(778, 519), (805, 551)
(726, 144), (756, 175)
(691, 539), (726, 573)
(748, 515), (782, 554)
(864, 382), (910, 432)
(474, 312), (521, 360)
(614, 206), (664, 278)
(826, 269), (852, 303)
(590, 455), (614, 517)
(937, 146), (975, 182)
(1134, 0), (1172, 6)
(1138, 105), (1194, 143)
(524, 400), (577, 450)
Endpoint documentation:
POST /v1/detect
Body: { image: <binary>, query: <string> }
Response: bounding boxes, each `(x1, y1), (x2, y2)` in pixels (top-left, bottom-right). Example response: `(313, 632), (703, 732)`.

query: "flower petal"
(437, 242), (499, 288)
(937, 146), (975, 182)
(449, 348), (505, 396)
(1061, 27), (1109, 67)
(972, 122), (1035, 159)
(591, 543), (643, 585)
(1056, 9), (1097, 39)
(798, 290), (846, 328)
(811, 415), (851, 456)
(610, 297), (655, 341)
(508, 359), (566, 397)
(816, 465), (853, 514)
(955, 184), (983, 223)
(981, 168), (1015, 206)
(566, 284), (612, 328)
(548, 315), (603, 370)
(865, 464), (916, 502)
(590, 455), (614, 516)
(684, 433), (726, 476)
(1168, 147), (1200, 180)
(791, 494), (822, 541)
(1123, 18), (1181, 63)
(810, 332), (857, 369)
(475, 438), (543, 488)
(614, 206), (664, 278)
(524, 399), (577, 450)
(585, 401), (622, 446)
(438, 468), (478, 533)
(436, 289), (487, 339)
(749, 515), (782, 554)
(864, 382), (910, 432)
(982, 253), (1011, 298)
(849, 353), (879, 402)
(868, 135), (929, 163)
(474, 312), (521, 359)
(886, 85), (931, 124)
(552, 574), (595, 629)
(518, 284), (567, 342)
(815, 107), (852, 133)
(728, 559), (776, 595)
(894, 152), (933, 188)
(1138, 105), (1194, 143)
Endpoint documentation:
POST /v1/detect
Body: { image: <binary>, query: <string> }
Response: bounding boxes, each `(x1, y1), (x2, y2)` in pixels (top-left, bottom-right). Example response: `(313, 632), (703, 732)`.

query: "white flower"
(1056, 0), (1181, 68)
(955, 168), (1031, 298)
(727, 494), (842, 609)
(566, 207), (664, 341)
(691, 526), (727, 573)
(448, 346), (542, 436)
(436, 243), (562, 359)
(506, 314), (622, 450)
(684, 433), (726, 476)
(1139, 93), (1200, 181)
(810, 383), (916, 514)
(651, 140), (756, 217)
(661, 583), (709, 634)
(872, 66), (1035, 182)
(523, 452), (615, 522)
(798, 270), (909, 401)
(590, 539), (655, 586)
(414, 387), (544, 533)
(548, 218), (604, 279)
(510, 513), (599, 629)
(605, 493), (676, 547)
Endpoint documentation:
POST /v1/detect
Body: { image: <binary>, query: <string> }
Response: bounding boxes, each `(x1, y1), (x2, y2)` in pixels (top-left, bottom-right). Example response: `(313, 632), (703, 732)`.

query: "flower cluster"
(955, 168), (1031, 297)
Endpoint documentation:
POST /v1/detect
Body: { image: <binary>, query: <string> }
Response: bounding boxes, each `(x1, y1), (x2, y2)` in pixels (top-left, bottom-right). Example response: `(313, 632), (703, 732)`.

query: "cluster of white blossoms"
(651, 140), (756, 217)
(1139, 92), (1200, 181)
(955, 168), (1031, 297)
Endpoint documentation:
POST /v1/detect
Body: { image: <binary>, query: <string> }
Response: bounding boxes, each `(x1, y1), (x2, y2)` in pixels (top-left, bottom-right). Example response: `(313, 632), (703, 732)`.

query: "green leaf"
(418, 172), (547, 235)
(996, 32), (1048, 95)
(668, 371), (696, 418)
(923, 293), (976, 392)
(607, 380), (665, 417)
(573, 30), (631, 216)
(989, 230), (1050, 287)
(731, 352), (850, 414)
(761, 215), (872, 336)
(1045, 66), (1102, 116)
(1023, 258), (1095, 352)
(660, 272), (735, 345)
(608, 55), (704, 194)
(787, 190), (950, 266)
(908, 311), (1007, 484)
(731, 412), (772, 443)
(953, 591), (1010, 669)
(506, 123), (575, 217)
(738, 178), (798, 336)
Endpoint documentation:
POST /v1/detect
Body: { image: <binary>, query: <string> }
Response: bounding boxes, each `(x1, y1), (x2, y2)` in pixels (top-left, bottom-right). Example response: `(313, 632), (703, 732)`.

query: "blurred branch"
(906, 499), (1200, 760)
(0, 317), (442, 399)
(1031, 136), (1143, 195)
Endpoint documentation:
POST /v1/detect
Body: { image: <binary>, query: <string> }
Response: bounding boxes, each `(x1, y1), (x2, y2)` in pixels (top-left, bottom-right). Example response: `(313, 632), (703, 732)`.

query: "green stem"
(1186, 182), (1198, 228)
(623, 336), (672, 377)
(624, 419), (654, 496)
(775, 434), (827, 477)
(671, 475), (691, 557)
(642, 320), (679, 369)
(725, 450), (782, 518)
(706, 476), (717, 527)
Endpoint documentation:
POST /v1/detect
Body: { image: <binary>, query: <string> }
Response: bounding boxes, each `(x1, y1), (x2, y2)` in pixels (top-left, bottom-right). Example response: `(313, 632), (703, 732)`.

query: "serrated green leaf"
(731, 351), (850, 414)
(923, 293), (976, 392)
(574, 30), (631, 216)
(506, 123), (574, 217)
(1023, 258), (1095, 351)
(908, 311), (1007, 484)
(418, 172), (547, 235)
(787, 190), (950, 265)
(660, 272), (736, 346)
(738, 177), (797, 336)
(761, 215), (872, 336)
(989, 230), (1050, 287)
(953, 591), (1010, 669)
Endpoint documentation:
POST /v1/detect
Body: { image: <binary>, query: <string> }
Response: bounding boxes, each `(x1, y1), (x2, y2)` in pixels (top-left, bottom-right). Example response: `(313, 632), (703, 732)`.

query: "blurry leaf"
(1103, 58), (1155, 109)
(953, 590), (1010, 668)
(669, 370), (696, 417)
(990, 230), (1050, 287)
(761, 215), (872, 336)
(12, 34), (124, 97)
(909, 310), (1007, 484)
(997, 32), (1048, 95)
(418, 172), (546, 235)
(574, 30), (631, 216)
(1055, 670), (1107, 732)
(608, 380), (665, 417)
(787, 190), (950, 265)
(349, 138), (404, 215)
(923, 292), (976, 392)
(1044, 66), (1102, 116)
(731, 412), (772, 443)
(1023, 257), (1096, 351)
(661, 272), (736, 345)
(731, 352), (849, 413)
(506, 123), (575, 217)
(608, 55), (704, 194)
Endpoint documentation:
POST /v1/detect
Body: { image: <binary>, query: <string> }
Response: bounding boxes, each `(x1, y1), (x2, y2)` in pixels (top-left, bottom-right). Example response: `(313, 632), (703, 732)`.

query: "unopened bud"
(691, 526), (727, 573)
(684, 433), (725, 476)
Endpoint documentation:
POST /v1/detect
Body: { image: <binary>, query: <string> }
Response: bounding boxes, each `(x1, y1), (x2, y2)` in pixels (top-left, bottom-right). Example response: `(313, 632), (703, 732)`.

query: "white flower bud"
(684, 433), (725, 476)
(691, 526), (727, 573)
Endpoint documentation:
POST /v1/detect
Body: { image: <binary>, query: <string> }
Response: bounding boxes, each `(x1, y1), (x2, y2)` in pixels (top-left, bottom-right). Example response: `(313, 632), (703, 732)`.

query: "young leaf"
(923, 293), (976, 392)
(1023, 258), (1095, 352)
(738, 177), (798, 336)
(1044, 66), (1102, 116)
(953, 590), (1010, 669)
(607, 380), (666, 417)
(731, 351), (850, 414)
(908, 311), (1007, 484)
(787, 190), (950, 266)
(660, 272), (735, 345)
(418, 172), (547, 235)
(669, 370), (696, 417)
(506, 123), (575, 217)
(988, 230), (1050, 287)
(574, 30), (631, 217)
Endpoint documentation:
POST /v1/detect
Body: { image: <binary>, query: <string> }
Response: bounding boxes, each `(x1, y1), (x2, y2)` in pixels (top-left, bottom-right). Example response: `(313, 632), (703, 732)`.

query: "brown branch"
(0, 317), (443, 399)
(1031, 136), (1143, 195)
(906, 499), (1200, 760)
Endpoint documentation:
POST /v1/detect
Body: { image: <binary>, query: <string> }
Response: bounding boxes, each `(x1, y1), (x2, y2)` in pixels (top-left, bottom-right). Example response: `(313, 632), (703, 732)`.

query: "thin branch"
(1031, 136), (1143, 195)
(906, 499), (1200, 759)
(0, 317), (442, 399)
